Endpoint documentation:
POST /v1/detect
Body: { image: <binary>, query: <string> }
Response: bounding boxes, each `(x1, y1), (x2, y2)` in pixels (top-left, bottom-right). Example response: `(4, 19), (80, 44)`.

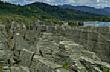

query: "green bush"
(63, 63), (69, 70)
(103, 67), (110, 72)
(0, 64), (3, 72)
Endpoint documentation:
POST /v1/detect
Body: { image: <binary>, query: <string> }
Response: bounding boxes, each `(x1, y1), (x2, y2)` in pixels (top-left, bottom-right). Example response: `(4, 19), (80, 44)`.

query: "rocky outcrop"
(62, 27), (110, 63)
(0, 21), (110, 72)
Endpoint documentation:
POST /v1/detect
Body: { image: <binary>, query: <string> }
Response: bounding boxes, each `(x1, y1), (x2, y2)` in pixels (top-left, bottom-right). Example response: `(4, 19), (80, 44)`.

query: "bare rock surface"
(0, 21), (110, 72)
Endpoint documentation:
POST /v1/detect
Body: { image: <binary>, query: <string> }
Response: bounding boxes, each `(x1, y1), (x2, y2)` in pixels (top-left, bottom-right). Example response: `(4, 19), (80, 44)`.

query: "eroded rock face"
(0, 21), (110, 72)
(19, 49), (34, 67)
(30, 55), (69, 72)
(11, 66), (30, 72)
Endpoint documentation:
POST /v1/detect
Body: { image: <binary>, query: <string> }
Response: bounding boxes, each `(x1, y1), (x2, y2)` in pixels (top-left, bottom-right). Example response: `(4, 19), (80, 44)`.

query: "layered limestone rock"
(62, 27), (110, 63)
(0, 21), (110, 72)
(19, 49), (34, 67)
(30, 55), (69, 72)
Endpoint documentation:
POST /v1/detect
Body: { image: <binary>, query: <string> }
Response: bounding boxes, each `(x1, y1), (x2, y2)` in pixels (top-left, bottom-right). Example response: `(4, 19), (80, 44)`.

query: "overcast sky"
(1, 0), (110, 8)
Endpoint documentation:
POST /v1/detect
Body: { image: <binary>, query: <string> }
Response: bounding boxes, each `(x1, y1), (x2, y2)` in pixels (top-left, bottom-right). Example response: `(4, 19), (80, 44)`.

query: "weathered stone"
(10, 67), (21, 72)
(37, 33), (59, 58)
(20, 66), (30, 72)
(10, 66), (30, 72)
(3, 70), (11, 72)
(14, 34), (31, 51)
(80, 57), (110, 72)
(55, 68), (69, 72)
(0, 50), (5, 60)
(59, 41), (82, 56)
(94, 67), (103, 72)
(0, 22), (110, 72)
(47, 26), (56, 32)
(0, 31), (5, 50)
(81, 50), (101, 61)
(30, 55), (69, 72)
(19, 49), (34, 67)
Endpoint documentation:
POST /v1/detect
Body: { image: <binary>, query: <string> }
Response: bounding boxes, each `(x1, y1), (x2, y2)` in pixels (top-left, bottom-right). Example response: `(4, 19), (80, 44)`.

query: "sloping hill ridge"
(60, 4), (110, 16)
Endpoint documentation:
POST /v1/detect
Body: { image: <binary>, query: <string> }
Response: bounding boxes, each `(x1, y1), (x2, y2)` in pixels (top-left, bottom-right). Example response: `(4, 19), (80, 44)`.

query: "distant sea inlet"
(84, 22), (110, 27)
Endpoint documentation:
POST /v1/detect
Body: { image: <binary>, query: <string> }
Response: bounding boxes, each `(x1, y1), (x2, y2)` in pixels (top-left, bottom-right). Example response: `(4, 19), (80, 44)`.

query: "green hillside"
(0, 1), (110, 24)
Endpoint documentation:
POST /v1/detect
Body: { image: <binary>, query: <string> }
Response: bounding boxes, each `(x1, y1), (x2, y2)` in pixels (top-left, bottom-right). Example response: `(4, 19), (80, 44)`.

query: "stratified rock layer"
(0, 21), (110, 72)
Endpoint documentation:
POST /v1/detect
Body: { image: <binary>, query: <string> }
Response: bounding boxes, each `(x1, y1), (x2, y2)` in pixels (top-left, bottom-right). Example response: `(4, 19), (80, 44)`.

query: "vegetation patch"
(103, 67), (110, 72)
(0, 0), (110, 23)
(0, 64), (3, 72)
(63, 63), (69, 70)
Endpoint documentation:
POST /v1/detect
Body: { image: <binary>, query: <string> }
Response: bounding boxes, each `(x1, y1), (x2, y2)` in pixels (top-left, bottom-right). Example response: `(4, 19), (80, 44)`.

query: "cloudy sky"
(1, 0), (110, 8)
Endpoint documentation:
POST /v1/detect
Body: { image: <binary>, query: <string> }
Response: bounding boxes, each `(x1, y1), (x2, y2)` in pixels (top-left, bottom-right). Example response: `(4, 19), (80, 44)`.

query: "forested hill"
(0, 1), (110, 23)
(60, 4), (110, 16)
